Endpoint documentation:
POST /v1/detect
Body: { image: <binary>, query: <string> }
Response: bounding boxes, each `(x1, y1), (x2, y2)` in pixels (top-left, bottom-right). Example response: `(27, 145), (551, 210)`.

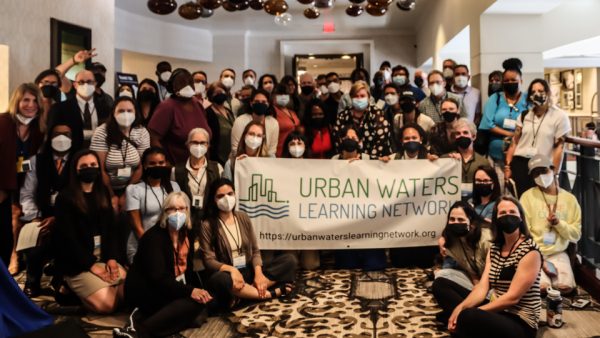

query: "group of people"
(0, 49), (583, 338)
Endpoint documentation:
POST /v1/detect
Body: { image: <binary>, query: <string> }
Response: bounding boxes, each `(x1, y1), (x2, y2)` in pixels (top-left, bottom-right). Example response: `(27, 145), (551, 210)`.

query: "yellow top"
(520, 187), (581, 257)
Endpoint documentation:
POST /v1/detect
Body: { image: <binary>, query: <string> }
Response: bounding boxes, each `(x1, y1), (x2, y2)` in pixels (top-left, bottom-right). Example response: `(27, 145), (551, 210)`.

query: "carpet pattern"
(229, 268), (448, 338)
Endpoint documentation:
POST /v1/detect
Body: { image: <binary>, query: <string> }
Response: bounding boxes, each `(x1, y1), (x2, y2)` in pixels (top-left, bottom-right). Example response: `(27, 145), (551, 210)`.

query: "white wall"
(0, 0), (115, 106)
(121, 50), (212, 84)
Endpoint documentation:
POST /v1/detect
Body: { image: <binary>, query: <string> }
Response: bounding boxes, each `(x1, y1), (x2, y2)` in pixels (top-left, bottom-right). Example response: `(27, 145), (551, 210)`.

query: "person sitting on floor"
(200, 178), (297, 312)
(116, 191), (212, 338)
(520, 154), (581, 295)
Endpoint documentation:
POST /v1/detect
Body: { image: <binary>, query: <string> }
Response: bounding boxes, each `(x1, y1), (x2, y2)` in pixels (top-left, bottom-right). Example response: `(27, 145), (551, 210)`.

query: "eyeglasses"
(474, 180), (493, 184)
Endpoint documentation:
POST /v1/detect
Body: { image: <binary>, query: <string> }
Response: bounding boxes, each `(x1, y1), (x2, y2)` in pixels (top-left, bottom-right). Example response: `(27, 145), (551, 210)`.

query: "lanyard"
(539, 187), (558, 215)
(530, 110), (548, 147)
(144, 183), (166, 214)
(477, 201), (493, 218)
(219, 216), (242, 254)
(187, 166), (207, 195)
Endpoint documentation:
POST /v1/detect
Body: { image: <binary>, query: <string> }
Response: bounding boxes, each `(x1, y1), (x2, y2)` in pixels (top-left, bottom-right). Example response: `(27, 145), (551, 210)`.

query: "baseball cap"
(528, 154), (553, 174)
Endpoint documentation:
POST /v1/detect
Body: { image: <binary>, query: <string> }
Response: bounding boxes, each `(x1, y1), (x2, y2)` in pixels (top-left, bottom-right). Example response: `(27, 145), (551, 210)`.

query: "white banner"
(234, 158), (461, 250)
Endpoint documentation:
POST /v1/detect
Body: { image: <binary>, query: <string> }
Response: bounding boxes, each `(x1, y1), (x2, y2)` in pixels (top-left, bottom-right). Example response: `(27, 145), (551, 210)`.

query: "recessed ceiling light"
(308, 56), (316, 60)
(341, 55), (351, 59)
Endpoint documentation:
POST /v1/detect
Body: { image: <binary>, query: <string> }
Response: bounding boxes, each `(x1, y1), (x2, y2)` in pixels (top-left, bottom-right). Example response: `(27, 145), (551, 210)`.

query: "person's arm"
(240, 212), (263, 268)
(149, 130), (163, 148)
(19, 156), (39, 221)
(478, 250), (541, 312)
(125, 185), (145, 239)
(448, 250), (492, 331)
(267, 117), (279, 157)
(147, 102), (172, 148)
(130, 165), (143, 185)
(55, 49), (97, 77)
(504, 125), (522, 180)
(198, 220), (226, 271)
(552, 195), (582, 243)
(551, 137), (565, 175)
(230, 117), (245, 158)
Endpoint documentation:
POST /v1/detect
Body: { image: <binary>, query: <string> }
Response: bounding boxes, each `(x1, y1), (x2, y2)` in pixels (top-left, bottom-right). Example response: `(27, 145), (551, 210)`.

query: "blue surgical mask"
(352, 97), (369, 111)
(393, 75), (407, 86)
(167, 211), (186, 231)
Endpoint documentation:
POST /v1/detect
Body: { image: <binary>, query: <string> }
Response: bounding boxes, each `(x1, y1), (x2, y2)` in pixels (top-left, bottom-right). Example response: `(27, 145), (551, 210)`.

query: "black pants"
(0, 199), (12, 266)
(432, 277), (536, 338)
(23, 242), (51, 288)
(137, 298), (205, 338)
(511, 156), (535, 198)
(206, 253), (297, 312)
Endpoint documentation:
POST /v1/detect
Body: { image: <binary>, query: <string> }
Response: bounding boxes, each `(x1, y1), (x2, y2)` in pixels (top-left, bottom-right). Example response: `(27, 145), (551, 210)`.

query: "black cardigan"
(125, 225), (198, 311)
(52, 192), (118, 276)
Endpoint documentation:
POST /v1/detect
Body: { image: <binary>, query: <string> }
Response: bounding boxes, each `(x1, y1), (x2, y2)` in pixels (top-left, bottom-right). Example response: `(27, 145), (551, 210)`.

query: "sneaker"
(125, 307), (140, 332)
(113, 327), (137, 338)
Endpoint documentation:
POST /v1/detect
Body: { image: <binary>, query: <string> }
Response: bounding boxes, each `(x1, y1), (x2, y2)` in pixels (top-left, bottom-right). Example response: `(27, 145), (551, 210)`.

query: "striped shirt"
(489, 237), (541, 329)
(90, 124), (150, 190)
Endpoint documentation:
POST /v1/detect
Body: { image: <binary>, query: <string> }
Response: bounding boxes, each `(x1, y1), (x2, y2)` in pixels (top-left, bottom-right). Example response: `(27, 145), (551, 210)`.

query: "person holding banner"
(331, 125), (371, 161)
(333, 81), (392, 159)
(224, 121), (271, 181)
(432, 201), (492, 322)
(446, 196), (541, 338)
(378, 122), (440, 268)
(200, 178), (297, 311)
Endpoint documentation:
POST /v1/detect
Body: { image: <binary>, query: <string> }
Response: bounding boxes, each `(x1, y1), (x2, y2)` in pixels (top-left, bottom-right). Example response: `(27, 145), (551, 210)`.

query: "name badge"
(176, 274), (187, 285)
(521, 146), (538, 158)
(94, 235), (101, 249)
(375, 99), (385, 110)
(17, 158), (32, 173)
(50, 192), (58, 206)
(233, 255), (246, 269)
(117, 166), (132, 178)
(192, 195), (203, 209)
(543, 231), (557, 245)
(502, 118), (517, 130)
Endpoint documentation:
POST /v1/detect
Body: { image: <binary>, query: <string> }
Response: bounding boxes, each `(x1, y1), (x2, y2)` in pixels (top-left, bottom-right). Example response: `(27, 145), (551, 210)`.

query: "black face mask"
(300, 86), (314, 96)
(442, 112), (458, 123)
(496, 215), (521, 234)
(531, 94), (547, 106)
(488, 83), (502, 97)
(41, 85), (60, 101)
(145, 166), (171, 180)
(414, 77), (424, 88)
(252, 102), (269, 116)
(400, 100), (415, 113)
(137, 89), (158, 103)
(503, 82), (519, 96)
(212, 93), (228, 105)
(447, 222), (470, 237)
(474, 183), (493, 197)
(77, 167), (100, 183)
(403, 141), (420, 153)
(312, 117), (326, 128)
(341, 138), (359, 153)
(455, 136), (472, 149)
(93, 73), (105, 88)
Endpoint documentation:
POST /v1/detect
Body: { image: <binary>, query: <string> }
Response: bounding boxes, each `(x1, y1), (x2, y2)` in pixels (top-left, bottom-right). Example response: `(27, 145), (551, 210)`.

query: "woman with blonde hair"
(0, 83), (45, 274)
(118, 191), (212, 338)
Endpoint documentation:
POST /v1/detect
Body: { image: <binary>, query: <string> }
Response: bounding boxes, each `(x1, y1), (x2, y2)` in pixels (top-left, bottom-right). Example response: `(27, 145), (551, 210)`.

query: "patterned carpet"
(229, 268), (448, 338)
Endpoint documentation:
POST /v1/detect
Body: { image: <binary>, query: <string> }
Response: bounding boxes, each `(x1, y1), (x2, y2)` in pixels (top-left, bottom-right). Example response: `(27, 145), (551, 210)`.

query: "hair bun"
(502, 58), (523, 71)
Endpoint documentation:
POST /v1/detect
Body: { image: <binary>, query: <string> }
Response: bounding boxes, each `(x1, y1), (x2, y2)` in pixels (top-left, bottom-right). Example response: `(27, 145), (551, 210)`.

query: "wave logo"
(238, 174), (289, 219)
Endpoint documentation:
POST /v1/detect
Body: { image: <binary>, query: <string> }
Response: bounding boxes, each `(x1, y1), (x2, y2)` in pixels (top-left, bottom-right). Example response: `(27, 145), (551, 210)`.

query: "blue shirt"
(479, 91), (528, 161)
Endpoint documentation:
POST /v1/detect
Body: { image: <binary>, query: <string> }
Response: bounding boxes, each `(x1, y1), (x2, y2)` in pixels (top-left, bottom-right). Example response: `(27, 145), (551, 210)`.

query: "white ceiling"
(116, 0), (435, 34)
(484, 0), (562, 14)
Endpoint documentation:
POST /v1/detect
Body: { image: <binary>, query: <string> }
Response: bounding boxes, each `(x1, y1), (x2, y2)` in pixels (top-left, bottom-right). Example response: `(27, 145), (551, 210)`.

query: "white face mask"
(289, 144), (305, 158)
(455, 75), (469, 88)
(115, 111), (136, 128)
(430, 83), (445, 97)
(221, 77), (234, 89)
(216, 194), (236, 212)
(535, 172), (554, 189)
(76, 83), (95, 98)
(194, 82), (205, 95)
(443, 68), (454, 79)
(178, 85), (195, 98)
(189, 144), (207, 159)
(276, 94), (290, 107)
(244, 77), (255, 86)
(16, 114), (35, 125)
(383, 69), (392, 81)
(263, 83), (274, 93)
(327, 82), (340, 94)
(319, 85), (329, 95)
(51, 134), (71, 152)
(119, 90), (133, 98)
(384, 93), (399, 106)
(160, 71), (172, 83)
(245, 135), (263, 150)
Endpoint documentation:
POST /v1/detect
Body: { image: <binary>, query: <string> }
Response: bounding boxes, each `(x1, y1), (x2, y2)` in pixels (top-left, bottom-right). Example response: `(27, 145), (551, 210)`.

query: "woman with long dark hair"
(472, 165), (501, 222)
(125, 147), (180, 264)
(444, 196), (541, 338)
(136, 79), (160, 126)
(432, 201), (492, 322)
(91, 96), (150, 212)
(200, 178), (297, 311)
(52, 149), (125, 314)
